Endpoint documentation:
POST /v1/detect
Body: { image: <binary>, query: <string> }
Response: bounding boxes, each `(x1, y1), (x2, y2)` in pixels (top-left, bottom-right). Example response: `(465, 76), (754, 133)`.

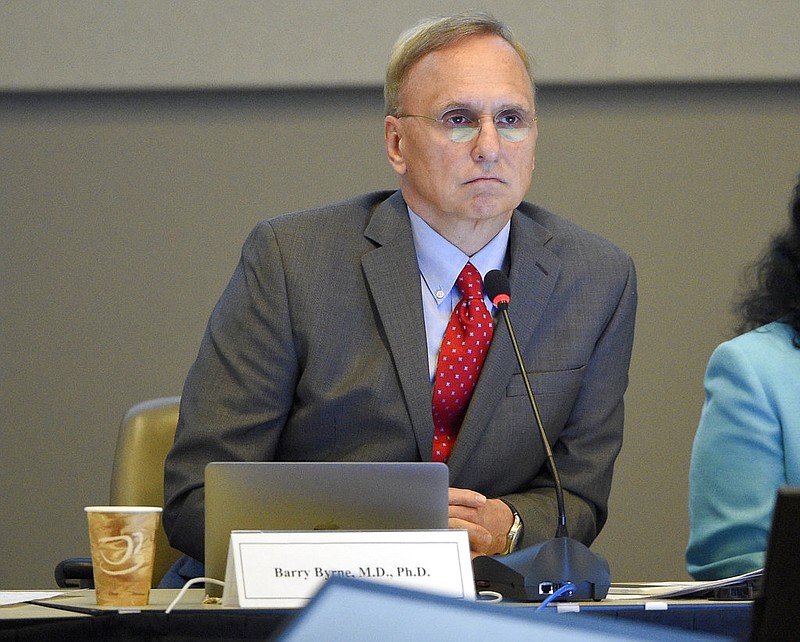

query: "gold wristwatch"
(500, 499), (523, 555)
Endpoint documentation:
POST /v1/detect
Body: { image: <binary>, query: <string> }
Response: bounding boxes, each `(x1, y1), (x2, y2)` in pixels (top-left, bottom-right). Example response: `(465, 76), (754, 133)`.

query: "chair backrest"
(109, 396), (182, 587)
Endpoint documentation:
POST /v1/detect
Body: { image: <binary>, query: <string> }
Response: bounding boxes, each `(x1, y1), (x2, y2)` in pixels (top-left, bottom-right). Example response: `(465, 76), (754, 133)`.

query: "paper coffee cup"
(85, 506), (162, 607)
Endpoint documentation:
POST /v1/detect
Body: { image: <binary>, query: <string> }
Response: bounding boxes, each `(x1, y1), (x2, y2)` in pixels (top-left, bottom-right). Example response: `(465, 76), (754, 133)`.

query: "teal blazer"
(687, 321), (800, 580)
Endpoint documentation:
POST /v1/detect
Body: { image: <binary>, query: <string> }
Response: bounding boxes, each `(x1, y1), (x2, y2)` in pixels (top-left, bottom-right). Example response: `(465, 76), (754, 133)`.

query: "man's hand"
(448, 487), (514, 557)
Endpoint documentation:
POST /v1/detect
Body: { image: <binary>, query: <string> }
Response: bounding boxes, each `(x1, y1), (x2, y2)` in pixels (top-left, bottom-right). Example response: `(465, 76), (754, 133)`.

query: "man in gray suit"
(162, 11), (636, 583)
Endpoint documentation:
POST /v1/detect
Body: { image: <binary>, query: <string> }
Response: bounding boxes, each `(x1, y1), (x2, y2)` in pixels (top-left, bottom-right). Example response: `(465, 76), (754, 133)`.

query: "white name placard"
(222, 529), (475, 608)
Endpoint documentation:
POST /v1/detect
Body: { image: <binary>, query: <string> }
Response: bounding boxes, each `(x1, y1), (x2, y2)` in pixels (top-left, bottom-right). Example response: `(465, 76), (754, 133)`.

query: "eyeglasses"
(396, 107), (536, 143)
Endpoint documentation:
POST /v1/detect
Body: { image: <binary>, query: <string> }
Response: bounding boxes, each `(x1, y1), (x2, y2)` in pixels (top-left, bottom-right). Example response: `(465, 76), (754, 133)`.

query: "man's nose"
(471, 115), (501, 161)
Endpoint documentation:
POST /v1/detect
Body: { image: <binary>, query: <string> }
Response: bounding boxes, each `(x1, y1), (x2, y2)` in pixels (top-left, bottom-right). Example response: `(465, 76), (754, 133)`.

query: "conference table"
(0, 584), (752, 640)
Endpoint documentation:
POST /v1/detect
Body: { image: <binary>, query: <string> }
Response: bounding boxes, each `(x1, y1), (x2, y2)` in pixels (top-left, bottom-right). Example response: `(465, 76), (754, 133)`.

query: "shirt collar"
(407, 207), (510, 304)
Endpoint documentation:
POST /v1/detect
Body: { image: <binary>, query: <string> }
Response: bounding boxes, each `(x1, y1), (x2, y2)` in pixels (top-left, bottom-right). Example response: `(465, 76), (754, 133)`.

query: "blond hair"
(384, 11), (534, 116)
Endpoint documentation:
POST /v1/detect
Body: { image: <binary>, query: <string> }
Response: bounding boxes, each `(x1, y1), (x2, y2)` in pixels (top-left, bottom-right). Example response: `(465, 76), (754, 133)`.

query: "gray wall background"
(2, 2), (800, 588)
(3, 1), (799, 89)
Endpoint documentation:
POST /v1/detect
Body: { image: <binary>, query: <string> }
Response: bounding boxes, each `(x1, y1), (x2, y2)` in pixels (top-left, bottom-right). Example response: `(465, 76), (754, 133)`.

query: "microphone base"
(472, 536), (611, 602)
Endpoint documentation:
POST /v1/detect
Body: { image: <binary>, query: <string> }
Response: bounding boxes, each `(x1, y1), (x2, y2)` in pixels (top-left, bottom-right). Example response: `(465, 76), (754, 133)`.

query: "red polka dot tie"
(432, 262), (494, 463)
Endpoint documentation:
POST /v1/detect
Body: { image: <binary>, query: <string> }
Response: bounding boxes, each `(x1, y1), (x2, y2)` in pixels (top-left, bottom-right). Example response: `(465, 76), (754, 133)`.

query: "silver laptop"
(204, 461), (449, 594)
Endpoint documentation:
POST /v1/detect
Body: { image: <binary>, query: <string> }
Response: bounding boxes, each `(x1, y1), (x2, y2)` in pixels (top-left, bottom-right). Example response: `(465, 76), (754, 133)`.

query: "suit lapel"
(447, 210), (562, 479)
(361, 193), (436, 458)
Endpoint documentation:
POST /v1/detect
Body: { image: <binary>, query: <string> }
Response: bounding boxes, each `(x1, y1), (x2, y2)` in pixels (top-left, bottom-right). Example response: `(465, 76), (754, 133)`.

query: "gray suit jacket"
(163, 190), (637, 563)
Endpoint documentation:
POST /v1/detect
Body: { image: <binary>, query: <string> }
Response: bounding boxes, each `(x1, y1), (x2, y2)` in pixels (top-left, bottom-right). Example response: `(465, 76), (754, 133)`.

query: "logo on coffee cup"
(97, 533), (146, 576)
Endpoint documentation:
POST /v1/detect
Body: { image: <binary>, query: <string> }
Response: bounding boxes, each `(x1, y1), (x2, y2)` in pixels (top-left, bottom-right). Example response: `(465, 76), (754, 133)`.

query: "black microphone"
(484, 270), (568, 539)
(472, 269), (611, 602)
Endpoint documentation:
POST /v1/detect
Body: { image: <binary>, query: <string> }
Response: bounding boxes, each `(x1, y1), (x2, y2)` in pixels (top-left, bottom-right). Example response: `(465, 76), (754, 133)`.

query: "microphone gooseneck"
(473, 269), (611, 602)
(483, 269), (567, 538)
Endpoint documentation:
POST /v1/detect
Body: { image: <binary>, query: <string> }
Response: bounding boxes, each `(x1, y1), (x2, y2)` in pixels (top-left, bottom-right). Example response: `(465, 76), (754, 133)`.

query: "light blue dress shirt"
(407, 208), (510, 382)
(687, 321), (800, 580)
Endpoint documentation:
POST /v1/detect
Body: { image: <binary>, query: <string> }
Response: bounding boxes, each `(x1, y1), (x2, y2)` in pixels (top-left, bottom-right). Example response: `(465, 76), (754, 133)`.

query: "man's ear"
(384, 116), (407, 175)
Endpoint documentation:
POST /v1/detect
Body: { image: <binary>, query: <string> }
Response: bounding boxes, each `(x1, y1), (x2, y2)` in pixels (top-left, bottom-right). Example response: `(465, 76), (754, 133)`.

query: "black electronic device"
(472, 270), (611, 602)
(751, 487), (800, 641)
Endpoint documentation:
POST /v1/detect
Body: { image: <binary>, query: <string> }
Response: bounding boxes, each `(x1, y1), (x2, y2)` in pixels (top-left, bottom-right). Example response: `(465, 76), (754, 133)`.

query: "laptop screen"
(751, 486), (800, 641)
(274, 575), (725, 641)
(204, 461), (449, 594)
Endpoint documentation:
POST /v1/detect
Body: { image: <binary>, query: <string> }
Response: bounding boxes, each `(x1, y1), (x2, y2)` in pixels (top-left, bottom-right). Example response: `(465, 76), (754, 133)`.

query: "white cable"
(165, 577), (225, 614)
(476, 590), (504, 602)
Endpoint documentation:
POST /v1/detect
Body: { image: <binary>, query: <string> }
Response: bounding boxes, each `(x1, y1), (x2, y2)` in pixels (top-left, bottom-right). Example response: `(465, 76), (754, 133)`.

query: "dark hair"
(735, 174), (800, 345)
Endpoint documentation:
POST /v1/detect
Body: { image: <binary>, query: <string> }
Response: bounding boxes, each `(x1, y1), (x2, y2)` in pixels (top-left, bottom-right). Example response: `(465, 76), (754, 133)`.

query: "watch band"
(499, 499), (523, 555)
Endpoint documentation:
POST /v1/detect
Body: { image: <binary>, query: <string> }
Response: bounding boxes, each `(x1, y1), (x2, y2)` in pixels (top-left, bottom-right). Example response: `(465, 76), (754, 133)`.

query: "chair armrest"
(54, 557), (95, 588)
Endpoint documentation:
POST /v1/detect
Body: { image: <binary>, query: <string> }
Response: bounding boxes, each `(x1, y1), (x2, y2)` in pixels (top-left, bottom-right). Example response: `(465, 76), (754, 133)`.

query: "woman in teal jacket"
(687, 175), (800, 580)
